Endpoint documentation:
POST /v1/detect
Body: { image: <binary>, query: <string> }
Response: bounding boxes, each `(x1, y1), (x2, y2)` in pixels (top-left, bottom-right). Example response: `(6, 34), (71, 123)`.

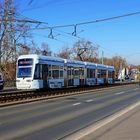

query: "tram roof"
(64, 59), (85, 67)
(18, 54), (64, 63)
(84, 62), (96, 67)
(96, 63), (108, 69)
(107, 65), (115, 71)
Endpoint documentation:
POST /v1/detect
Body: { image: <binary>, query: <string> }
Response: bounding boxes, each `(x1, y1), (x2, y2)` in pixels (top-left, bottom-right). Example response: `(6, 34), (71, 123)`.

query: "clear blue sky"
(15, 0), (140, 65)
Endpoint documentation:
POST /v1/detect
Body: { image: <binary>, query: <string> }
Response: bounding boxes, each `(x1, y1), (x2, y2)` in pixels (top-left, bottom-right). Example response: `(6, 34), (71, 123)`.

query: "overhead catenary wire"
(77, 11), (140, 26)
(28, 0), (34, 5)
(0, 6), (48, 25)
(29, 11), (140, 38)
(28, 11), (140, 31)
(1, 9), (140, 55)
(27, 11), (140, 40)
(0, 18), (47, 24)
(22, 10), (140, 51)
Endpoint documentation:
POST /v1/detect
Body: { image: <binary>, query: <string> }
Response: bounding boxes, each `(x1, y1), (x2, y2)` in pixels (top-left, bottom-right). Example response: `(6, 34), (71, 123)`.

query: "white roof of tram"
(107, 65), (115, 71)
(64, 59), (85, 67)
(96, 64), (107, 70)
(84, 62), (96, 68)
(18, 54), (65, 65)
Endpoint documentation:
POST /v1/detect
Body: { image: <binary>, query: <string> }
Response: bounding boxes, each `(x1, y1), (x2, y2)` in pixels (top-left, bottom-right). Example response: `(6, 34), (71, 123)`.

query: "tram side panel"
(34, 63), (65, 89)
(64, 59), (85, 87)
(107, 66), (115, 84)
(84, 62), (97, 86)
(96, 64), (108, 85)
(47, 65), (64, 88)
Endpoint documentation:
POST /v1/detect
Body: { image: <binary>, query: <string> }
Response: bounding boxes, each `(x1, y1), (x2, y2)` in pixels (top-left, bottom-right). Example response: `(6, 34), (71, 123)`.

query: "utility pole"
(101, 51), (104, 64)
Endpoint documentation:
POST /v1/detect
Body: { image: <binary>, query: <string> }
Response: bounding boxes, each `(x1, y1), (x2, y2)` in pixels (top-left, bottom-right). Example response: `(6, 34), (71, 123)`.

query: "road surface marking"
(73, 102), (81, 106)
(115, 91), (125, 95)
(86, 99), (94, 103)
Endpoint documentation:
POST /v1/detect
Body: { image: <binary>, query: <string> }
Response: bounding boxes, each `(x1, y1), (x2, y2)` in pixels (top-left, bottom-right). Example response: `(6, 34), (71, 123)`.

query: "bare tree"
(0, 0), (32, 86)
(29, 41), (41, 54)
(56, 46), (72, 59)
(29, 41), (52, 56)
(72, 39), (99, 62)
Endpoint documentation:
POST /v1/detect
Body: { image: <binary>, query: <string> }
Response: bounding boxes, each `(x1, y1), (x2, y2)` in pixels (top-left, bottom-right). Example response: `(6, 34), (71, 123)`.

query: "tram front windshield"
(17, 67), (32, 78)
(17, 58), (33, 78)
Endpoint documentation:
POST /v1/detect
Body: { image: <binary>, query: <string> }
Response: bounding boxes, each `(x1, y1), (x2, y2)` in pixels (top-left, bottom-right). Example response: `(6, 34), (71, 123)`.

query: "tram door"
(42, 64), (48, 88)
(80, 68), (84, 86)
(68, 66), (74, 86)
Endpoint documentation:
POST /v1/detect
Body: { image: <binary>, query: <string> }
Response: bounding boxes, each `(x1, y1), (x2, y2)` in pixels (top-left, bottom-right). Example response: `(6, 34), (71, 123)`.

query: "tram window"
(18, 67), (32, 78)
(91, 69), (95, 78)
(48, 65), (52, 79)
(87, 68), (90, 78)
(68, 66), (72, 75)
(74, 68), (79, 78)
(97, 69), (101, 78)
(0, 75), (2, 80)
(42, 64), (48, 79)
(52, 65), (59, 79)
(18, 58), (33, 66)
(34, 64), (41, 79)
(93, 69), (95, 77)
(79, 68), (84, 76)
(108, 71), (111, 78)
(90, 69), (92, 77)
(68, 67), (70, 75)
(101, 70), (106, 78)
(68, 66), (74, 78)
(60, 71), (63, 78)
(88, 69), (95, 78)
(108, 71), (113, 78)
(60, 66), (64, 78)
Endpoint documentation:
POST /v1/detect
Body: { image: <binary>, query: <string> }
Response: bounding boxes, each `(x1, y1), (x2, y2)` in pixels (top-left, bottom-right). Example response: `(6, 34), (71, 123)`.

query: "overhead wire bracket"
(48, 28), (54, 39)
(72, 25), (77, 36)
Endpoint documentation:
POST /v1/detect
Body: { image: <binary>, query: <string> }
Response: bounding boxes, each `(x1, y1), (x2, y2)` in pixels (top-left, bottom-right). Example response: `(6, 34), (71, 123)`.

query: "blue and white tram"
(16, 54), (65, 89)
(64, 59), (85, 87)
(16, 54), (115, 90)
(107, 65), (115, 84)
(96, 64), (108, 85)
(84, 62), (96, 86)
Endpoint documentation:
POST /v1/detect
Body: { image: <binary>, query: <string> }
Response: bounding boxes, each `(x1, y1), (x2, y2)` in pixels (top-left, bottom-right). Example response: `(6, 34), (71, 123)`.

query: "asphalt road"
(0, 84), (140, 140)
(79, 98), (140, 140)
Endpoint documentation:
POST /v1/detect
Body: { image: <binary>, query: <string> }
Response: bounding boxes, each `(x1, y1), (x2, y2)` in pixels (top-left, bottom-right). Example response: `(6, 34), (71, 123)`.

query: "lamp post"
(120, 62), (122, 83)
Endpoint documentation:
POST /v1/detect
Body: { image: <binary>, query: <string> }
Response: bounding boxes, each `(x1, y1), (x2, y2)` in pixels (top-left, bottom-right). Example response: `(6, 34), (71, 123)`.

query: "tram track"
(0, 82), (138, 107)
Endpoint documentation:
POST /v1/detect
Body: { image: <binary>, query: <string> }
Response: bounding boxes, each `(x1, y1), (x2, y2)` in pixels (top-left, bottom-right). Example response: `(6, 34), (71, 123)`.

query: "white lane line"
(86, 99), (94, 103)
(73, 102), (81, 106)
(115, 91), (125, 95)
